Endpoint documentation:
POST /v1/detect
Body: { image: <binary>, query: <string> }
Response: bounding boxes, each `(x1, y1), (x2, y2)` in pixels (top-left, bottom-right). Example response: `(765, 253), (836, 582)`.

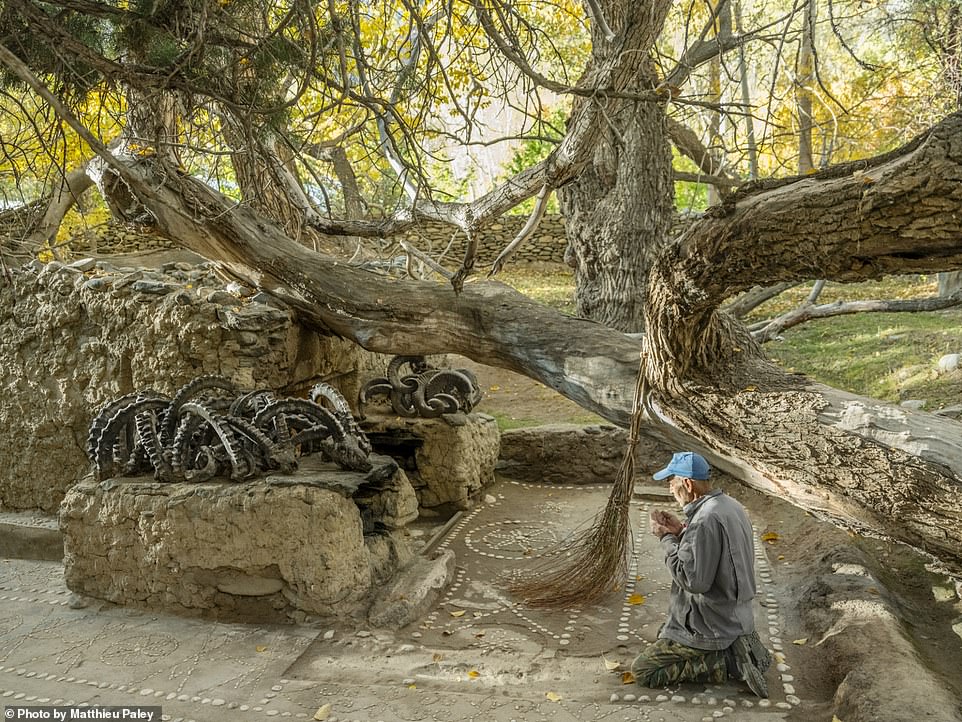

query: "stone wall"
(25, 211), (700, 270)
(395, 215), (567, 265)
(0, 257), (384, 512)
(67, 217), (570, 265)
(497, 424), (675, 485)
(362, 414), (500, 512)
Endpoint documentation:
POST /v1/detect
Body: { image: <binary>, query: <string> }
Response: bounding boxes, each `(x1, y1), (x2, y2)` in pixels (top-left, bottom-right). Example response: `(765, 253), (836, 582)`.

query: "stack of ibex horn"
(86, 376), (372, 483)
(357, 355), (483, 419)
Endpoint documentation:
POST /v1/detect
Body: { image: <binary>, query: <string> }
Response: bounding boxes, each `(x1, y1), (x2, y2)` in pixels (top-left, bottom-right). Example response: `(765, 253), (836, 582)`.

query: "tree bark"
(26, 168), (94, 253)
(796, 0), (816, 174)
(560, 74), (674, 332)
(556, 0), (675, 333)
(221, 117), (325, 247)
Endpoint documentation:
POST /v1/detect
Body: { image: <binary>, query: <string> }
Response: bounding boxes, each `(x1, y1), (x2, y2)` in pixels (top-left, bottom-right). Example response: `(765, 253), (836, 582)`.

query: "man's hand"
(649, 509), (683, 539)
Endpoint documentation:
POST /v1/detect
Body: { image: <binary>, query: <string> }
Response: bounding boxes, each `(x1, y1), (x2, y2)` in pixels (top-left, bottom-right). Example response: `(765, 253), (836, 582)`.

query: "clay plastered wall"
(0, 258), (383, 513)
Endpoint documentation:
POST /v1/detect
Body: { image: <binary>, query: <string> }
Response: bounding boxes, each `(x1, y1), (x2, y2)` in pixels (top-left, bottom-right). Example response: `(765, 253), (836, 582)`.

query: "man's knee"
(631, 640), (682, 688)
(630, 650), (659, 686)
(631, 639), (727, 688)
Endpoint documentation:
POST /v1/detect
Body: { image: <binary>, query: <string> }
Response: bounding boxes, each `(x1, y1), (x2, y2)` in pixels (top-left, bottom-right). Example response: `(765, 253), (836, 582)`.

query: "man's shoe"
(730, 632), (770, 699)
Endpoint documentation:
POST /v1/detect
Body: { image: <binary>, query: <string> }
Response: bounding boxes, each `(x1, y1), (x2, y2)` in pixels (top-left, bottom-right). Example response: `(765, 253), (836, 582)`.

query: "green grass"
(495, 269), (962, 411)
(765, 311), (962, 408)
(495, 268), (578, 315)
(489, 412), (553, 431)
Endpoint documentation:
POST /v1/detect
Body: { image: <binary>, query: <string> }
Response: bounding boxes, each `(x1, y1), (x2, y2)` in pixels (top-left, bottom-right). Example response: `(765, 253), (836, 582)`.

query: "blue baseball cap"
(653, 451), (710, 481)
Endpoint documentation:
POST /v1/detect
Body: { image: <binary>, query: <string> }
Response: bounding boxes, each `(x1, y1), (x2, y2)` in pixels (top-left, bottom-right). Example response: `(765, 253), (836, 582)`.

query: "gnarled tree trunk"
(560, 67), (674, 333)
(101, 112), (962, 578)
(558, 0), (674, 333)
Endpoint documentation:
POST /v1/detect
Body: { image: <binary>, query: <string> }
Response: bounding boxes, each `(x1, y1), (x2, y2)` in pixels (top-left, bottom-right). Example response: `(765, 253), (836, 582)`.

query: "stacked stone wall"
(395, 215), (568, 265)
(0, 257), (384, 512)
(66, 216), (571, 265)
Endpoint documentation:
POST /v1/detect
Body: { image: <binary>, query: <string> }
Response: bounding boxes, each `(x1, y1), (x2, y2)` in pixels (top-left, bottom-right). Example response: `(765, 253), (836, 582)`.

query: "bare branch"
(583, 0), (617, 43)
(673, 170), (740, 187)
(723, 282), (799, 318)
(667, 117), (740, 190)
(26, 166), (94, 254)
(752, 291), (962, 342)
(398, 240), (454, 280)
(487, 184), (552, 277)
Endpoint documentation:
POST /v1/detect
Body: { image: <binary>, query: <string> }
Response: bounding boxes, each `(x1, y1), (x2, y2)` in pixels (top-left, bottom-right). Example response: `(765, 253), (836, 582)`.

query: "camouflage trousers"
(630, 638), (729, 688)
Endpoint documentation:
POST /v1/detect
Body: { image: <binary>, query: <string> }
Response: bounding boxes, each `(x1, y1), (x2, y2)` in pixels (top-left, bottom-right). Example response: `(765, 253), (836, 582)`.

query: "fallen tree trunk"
(751, 291), (962, 341)
(98, 159), (961, 578)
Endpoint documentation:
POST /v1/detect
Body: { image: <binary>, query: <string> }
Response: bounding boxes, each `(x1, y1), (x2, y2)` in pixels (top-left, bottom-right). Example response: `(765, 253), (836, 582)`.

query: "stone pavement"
(0, 479), (809, 722)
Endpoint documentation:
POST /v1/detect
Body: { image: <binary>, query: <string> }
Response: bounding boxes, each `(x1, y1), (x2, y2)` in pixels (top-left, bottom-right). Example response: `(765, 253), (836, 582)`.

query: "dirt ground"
(457, 356), (607, 427)
(458, 355), (962, 722)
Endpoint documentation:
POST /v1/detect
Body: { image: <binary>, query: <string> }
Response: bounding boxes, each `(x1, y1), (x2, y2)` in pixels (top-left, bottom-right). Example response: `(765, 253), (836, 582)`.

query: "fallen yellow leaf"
(432, 653), (443, 663)
(743, 385), (758, 392)
(760, 531), (780, 543)
(627, 593), (646, 605)
(468, 670), (480, 679)
(832, 717), (844, 722)
(408, 684), (416, 689)
(602, 656), (620, 671)
(621, 671), (636, 685)
(777, 555), (785, 560)
(489, 385), (501, 391)
(313, 703), (332, 721)
(792, 638), (808, 645)
(255, 645), (267, 653)
(450, 610), (466, 617)
(545, 691), (561, 702)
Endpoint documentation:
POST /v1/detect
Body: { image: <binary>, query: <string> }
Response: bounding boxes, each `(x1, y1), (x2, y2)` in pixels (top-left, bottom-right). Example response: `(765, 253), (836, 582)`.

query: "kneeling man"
(632, 451), (771, 697)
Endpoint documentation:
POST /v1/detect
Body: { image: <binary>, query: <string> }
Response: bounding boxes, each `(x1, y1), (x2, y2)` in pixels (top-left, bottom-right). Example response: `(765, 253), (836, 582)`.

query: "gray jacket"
(657, 489), (757, 650)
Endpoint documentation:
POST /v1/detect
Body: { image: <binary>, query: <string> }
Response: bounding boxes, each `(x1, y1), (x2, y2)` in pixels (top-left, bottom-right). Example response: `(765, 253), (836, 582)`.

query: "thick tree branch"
(673, 170), (740, 187)
(26, 167), (94, 258)
(645, 112), (962, 393)
(110, 162), (962, 580)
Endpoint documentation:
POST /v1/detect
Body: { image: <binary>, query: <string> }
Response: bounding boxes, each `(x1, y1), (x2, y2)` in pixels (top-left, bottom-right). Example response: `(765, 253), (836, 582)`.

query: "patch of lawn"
(489, 412), (550, 431)
(765, 311), (962, 409)
(495, 267), (577, 315)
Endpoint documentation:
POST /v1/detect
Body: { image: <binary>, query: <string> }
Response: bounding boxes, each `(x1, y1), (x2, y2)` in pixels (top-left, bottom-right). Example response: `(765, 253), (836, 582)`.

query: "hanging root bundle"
(508, 353), (650, 609)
